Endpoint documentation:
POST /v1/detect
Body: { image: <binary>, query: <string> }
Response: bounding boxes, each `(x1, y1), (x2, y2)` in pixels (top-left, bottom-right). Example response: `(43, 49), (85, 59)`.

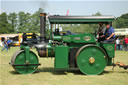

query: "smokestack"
(40, 13), (46, 42)
(36, 13), (49, 57)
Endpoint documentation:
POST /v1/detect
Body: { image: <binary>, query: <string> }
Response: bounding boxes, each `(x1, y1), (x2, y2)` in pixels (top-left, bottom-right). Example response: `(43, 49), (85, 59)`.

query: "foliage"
(62, 24), (98, 34)
(62, 12), (101, 34)
(92, 12), (102, 16)
(8, 12), (17, 33)
(0, 8), (44, 34)
(0, 11), (128, 34)
(0, 12), (11, 33)
(115, 13), (128, 28)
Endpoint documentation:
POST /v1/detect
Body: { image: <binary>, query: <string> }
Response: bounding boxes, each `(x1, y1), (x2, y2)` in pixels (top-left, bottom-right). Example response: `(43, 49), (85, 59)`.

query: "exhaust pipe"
(36, 13), (53, 57)
(40, 13), (46, 42)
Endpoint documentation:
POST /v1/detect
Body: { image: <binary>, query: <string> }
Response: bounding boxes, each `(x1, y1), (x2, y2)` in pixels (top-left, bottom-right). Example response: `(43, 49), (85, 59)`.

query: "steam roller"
(10, 13), (117, 75)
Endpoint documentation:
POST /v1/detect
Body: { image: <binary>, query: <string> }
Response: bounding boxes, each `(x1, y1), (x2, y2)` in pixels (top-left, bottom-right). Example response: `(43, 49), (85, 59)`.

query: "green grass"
(0, 47), (128, 85)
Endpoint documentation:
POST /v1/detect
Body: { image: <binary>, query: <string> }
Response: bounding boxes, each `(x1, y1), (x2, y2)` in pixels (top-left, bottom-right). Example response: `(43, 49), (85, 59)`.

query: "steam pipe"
(40, 13), (46, 42)
(37, 13), (55, 57)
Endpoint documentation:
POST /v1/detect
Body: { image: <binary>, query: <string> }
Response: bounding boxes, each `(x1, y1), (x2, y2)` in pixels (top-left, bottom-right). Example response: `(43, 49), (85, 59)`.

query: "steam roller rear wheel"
(76, 45), (108, 75)
(11, 50), (39, 74)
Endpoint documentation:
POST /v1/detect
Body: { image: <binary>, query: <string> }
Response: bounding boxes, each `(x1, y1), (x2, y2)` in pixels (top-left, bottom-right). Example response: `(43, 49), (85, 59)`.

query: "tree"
(29, 8), (44, 33)
(0, 8), (44, 33)
(0, 12), (10, 33)
(92, 12), (102, 16)
(8, 12), (17, 33)
(18, 12), (26, 32)
(115, 13), (128, 28)
(18, 12), (31, 32)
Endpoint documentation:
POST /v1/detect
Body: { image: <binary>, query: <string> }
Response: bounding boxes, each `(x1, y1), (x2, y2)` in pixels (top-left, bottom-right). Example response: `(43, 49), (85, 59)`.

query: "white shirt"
(116, 39), (120, 44)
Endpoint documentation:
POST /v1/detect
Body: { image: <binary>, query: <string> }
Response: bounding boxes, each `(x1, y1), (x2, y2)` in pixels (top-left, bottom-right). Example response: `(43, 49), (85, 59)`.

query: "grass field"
(0, 47), (128, 85)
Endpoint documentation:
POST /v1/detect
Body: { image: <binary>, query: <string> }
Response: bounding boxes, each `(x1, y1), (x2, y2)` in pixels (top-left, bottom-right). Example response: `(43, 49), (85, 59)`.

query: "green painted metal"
(69, 43), (86, 48)
(11, 49), (39, 74)
(77, 45), (107, 75)
(100, 43), (115, 58)
(49, 16), (115, 24)
(25, 46), (30, 61)
(55, 46), (69, 68)
(53, 36), (62, 41)
(20, 45), (25, 50)
(47, 44), (54, 57)
(63, 33), (96, 43)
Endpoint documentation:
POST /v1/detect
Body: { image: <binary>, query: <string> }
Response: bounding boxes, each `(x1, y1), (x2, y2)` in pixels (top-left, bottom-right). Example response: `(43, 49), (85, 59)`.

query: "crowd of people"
(116, 37), (128, 51)
(1, 38), (12, 52)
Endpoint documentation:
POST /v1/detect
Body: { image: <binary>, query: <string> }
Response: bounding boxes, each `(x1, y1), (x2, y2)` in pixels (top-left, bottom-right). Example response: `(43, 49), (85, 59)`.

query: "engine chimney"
(40, 13), (46, 42)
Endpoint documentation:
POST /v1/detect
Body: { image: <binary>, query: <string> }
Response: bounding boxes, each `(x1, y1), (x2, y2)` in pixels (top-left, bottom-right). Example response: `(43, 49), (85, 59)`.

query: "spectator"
(120, 39), (123, 50)
(1, 40), (8, 52)
(123, 37), (127, 51)
(7, 38), (12, 49)
(116, 38), (120, 50)
(124, 37), (128, 51)
(0, 40), (2, 47)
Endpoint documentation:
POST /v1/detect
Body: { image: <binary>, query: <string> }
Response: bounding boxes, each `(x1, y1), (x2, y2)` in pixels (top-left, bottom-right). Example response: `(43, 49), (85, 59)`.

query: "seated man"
(97, 22), (106, 42)
(98, 22), (115, 42)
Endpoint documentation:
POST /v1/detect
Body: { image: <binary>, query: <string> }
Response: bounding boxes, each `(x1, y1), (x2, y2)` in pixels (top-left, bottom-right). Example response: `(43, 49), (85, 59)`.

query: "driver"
(98, 22), (115, 42)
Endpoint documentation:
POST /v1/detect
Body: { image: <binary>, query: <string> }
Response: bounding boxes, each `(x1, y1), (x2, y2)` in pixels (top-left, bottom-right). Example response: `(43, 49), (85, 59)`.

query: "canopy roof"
(48, 15), (115, 24)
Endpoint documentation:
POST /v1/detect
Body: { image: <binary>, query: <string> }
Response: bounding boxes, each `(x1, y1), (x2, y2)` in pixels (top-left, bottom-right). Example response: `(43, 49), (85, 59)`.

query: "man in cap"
(98, 22), (115, 42)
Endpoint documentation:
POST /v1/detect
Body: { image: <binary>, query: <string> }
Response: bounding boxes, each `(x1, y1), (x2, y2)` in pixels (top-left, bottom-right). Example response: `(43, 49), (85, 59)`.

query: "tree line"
(0, 8), (43, 34)
(0, 9), (128, 34)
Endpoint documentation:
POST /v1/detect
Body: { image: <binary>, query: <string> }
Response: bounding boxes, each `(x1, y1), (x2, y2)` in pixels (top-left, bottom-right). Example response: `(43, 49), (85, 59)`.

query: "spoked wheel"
(11, 50), (39, 74)
(76, 45), (108, 75)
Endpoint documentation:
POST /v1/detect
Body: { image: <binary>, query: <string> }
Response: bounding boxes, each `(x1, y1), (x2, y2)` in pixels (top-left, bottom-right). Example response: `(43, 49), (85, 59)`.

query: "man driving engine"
(98, 22), (115, 42)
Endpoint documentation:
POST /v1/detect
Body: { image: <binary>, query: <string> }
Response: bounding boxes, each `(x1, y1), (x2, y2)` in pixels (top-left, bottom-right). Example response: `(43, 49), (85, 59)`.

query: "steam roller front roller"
(76, 45), (108, 75)
(10, 50), (40, 74)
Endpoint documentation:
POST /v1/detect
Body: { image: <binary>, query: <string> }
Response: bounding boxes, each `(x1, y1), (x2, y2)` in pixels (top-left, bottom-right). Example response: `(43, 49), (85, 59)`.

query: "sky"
(1, 0), (128, 17)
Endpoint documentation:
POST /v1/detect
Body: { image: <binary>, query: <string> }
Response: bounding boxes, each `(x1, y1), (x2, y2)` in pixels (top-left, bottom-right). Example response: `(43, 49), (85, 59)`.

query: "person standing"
(123, 37), (127, 51)
(124, 37), (128, 51)
(116, 38), (120, 50)
(7, 38), (12, 49)
(1, 40), (8, 52)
